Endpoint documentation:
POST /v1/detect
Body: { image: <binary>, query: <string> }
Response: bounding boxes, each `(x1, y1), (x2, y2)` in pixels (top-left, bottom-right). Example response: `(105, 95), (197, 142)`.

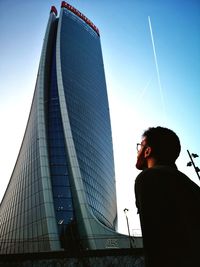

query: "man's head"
(136, 126), (181, 170)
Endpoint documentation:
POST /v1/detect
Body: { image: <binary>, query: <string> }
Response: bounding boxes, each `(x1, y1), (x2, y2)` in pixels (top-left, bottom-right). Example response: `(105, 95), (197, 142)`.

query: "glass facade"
(0, 11), (60, 254)
(60, 8), (117, 230)
(47, 42), (78, 249)
(0, 2), (133, 254)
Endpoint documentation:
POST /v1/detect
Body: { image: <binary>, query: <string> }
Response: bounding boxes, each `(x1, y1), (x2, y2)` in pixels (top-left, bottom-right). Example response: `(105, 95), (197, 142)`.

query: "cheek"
(137, 153), (144, 163)
(136, 151), (144, 165)
(136, 152), (146, 170)
(137, 149), (144, 159)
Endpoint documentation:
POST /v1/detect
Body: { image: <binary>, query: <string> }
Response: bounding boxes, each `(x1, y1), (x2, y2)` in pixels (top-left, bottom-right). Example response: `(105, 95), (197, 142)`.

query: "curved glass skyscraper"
(0, 2), (137, 254)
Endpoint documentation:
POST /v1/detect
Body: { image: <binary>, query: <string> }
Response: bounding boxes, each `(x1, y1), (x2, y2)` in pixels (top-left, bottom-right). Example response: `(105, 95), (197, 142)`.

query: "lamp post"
(187, 150), (200, 181)
(123, 208), (133, 248)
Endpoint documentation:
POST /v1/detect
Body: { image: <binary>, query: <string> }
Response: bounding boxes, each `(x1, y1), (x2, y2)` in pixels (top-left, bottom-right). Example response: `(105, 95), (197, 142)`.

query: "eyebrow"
(141, 140), (147, 145)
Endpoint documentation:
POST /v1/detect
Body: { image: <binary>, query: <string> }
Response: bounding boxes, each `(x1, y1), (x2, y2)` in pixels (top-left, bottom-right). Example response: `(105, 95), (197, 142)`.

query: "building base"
(0, 248), (144, 267)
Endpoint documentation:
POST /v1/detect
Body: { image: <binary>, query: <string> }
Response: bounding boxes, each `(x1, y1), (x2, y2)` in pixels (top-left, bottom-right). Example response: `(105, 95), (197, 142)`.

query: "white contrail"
(136, 77), (152, 105)
(148, 16), (166, 119)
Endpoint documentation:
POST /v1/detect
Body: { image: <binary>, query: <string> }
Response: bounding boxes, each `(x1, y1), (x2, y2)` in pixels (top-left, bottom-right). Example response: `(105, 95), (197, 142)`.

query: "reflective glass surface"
(60, 10), (117, 229)
(47, 43), (76, 248)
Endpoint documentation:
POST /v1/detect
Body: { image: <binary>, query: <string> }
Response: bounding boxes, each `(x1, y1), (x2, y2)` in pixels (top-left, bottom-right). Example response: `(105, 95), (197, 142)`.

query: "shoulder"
(135, 166), (180, 193)
(135, 166), (200, 195)
(135, 166), (170, 184)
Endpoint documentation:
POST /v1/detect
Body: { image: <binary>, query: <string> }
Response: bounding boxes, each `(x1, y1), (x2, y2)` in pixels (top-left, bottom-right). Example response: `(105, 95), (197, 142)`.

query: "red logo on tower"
(61, 1), (100, 36)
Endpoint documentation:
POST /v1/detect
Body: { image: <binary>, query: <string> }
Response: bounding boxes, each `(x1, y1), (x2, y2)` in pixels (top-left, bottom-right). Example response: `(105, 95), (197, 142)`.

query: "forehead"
(141, 137), (147, 145)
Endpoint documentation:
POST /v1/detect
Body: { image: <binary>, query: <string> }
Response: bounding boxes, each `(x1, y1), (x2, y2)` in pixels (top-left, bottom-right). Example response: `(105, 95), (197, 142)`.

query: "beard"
(136, 151), (148, 170)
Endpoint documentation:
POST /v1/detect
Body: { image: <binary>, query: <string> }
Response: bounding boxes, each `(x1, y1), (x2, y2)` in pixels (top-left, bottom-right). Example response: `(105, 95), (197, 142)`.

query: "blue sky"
(0, 0), (200, 235)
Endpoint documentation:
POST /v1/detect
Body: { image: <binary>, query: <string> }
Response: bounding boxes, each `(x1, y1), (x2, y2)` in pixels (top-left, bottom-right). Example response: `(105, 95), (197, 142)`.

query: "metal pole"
(124, 209), (132, 248)
(187, 150), (200, 181)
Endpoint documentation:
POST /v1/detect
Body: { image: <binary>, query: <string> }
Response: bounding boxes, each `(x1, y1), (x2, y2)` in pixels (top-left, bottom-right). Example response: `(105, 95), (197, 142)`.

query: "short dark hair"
(142, 126), (181, 163)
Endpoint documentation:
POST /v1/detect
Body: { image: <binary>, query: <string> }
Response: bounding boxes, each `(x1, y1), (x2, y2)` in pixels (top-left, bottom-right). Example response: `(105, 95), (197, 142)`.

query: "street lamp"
(123, 208), (133, 248)
(187, 150), (200, 181)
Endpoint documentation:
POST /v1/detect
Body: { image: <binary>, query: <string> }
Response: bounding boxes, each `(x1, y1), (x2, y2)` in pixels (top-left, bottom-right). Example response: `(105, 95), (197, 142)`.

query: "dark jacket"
(135, 165), (200, 267)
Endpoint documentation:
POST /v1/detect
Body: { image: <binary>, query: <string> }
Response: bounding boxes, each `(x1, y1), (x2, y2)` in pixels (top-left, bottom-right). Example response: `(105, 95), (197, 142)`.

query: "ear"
(144, 146), (152, 158)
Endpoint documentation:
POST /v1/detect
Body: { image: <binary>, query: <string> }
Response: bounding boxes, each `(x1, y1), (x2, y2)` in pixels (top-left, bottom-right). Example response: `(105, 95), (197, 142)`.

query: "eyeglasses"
(136, 143), (147, 152)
